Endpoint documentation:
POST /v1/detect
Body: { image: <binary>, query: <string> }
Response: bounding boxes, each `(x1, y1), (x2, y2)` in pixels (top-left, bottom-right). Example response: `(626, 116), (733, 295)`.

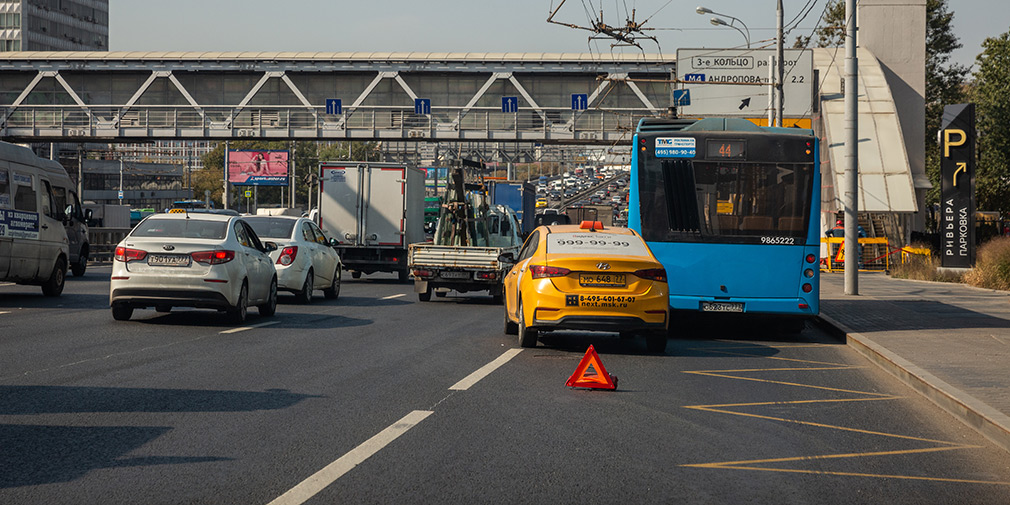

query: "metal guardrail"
(88, 227), (131, 263)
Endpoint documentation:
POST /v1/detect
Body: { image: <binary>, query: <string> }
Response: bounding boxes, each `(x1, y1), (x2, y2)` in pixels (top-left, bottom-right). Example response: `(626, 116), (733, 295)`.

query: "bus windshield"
(638, 157), (813, 243)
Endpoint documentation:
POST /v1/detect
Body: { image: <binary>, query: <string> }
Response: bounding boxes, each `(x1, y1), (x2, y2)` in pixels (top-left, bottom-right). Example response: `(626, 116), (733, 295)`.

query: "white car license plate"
(701, 301), (744, 313)
(148, 254), (191, 267)
(440, 271), (470, 280)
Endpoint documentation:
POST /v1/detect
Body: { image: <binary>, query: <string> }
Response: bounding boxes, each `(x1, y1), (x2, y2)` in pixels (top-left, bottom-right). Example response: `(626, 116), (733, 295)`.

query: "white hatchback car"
(109, 213), (278, 322)
(244, 216), (342, 303)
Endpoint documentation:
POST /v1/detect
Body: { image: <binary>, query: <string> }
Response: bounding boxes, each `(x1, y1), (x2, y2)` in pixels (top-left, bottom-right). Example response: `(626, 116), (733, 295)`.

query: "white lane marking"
(219, 321), (279, 334)
(0, 311), (10, 315)
(267, 410), (434, 505)
(380, 293), (405, 300)
(449, 348), (523, 391)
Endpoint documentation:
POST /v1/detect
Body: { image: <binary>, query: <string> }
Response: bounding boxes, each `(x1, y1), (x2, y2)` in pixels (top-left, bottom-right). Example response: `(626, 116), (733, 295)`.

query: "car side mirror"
(497, 252), (515, 263)
(329, 237), (339, 247)
(84, 209), (93, 221)
(263, 241), (278, 252)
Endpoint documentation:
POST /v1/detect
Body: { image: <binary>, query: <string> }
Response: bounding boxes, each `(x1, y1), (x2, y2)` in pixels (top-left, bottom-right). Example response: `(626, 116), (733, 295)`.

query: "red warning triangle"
(566, 345), (617, 390)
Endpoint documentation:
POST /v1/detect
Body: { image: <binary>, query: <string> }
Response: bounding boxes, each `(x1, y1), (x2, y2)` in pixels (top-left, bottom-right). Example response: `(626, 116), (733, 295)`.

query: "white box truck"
(317, 162), (425, 282)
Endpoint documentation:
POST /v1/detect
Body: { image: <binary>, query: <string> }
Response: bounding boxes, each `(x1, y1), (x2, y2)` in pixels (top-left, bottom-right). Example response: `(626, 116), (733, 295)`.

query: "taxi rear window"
(546, 232), (651, 257)
(132, 219), (227, 239)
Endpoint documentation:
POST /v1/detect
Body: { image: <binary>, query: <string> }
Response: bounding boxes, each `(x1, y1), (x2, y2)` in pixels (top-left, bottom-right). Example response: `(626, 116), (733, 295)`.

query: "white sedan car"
(244, 216), (342, 303)
(110, 213), (278, 322)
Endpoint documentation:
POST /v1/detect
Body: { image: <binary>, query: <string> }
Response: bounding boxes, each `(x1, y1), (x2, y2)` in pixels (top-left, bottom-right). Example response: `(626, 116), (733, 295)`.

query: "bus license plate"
(148, 254), (191, 267)
(701, 301), (744, 313)
(579, 273), (625, 287)
(440, 271), (470, 280)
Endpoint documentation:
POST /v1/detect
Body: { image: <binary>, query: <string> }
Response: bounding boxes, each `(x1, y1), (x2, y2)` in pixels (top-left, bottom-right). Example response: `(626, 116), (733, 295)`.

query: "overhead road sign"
(414, 98), (431, 115)
(325, 98), (342, 115)
(502, 96), (518, 113)
(571, 93), (588, 110)
(676, 48), (813, 117)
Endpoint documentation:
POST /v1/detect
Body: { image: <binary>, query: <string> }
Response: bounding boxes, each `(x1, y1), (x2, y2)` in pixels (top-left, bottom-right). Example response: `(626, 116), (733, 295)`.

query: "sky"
(111, 0), (1003, 72)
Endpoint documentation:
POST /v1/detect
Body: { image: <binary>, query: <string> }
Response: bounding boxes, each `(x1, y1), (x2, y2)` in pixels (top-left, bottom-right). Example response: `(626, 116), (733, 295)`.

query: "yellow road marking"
(681, 341), (1010, 485)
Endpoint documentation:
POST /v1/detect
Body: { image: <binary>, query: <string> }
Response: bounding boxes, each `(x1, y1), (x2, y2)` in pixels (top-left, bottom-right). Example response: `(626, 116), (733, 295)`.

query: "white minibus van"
(0, 141), (86, 296)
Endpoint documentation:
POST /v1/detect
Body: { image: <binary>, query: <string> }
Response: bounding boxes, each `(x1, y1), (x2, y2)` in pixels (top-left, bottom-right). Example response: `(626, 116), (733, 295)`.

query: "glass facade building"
(0, 0), (108, 52)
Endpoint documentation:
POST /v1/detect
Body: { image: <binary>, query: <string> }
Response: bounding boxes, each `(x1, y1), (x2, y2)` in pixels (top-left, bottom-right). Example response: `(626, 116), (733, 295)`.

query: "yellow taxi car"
(501, 221), (669, 352)
(535, 198), (548, 208)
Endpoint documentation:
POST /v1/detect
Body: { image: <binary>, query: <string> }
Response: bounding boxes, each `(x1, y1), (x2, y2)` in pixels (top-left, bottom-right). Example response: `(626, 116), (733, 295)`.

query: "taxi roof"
(544, 224), (636, 236)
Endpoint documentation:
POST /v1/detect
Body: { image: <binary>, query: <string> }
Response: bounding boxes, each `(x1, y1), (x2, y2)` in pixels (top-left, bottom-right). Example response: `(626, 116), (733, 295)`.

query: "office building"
(0, 0), (108, 52)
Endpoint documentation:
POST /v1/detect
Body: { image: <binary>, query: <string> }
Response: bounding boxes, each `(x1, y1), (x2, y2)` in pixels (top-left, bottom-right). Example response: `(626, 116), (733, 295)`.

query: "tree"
(923, 0), (971, 218)
(792, 0), (844, 48)
(972, 30), (1010, 214)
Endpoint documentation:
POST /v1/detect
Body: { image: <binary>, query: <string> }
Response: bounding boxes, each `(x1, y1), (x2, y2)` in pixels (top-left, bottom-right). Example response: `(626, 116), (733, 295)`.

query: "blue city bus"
(628, 117), (820, 329)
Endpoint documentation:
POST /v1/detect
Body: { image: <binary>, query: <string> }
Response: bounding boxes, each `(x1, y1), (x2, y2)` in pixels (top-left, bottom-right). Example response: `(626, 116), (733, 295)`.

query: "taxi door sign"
(939, 103), (976, 268)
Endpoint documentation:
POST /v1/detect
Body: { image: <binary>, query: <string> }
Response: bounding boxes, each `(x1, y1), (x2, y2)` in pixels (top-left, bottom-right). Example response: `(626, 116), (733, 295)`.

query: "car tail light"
(806, 254), (816, 263)
(191, 250), (235, 265)
(277, 246), (298, 265)
(634, 268), (668, 282)
(114, 247), (147, 263)
(530, 265), (571, 279)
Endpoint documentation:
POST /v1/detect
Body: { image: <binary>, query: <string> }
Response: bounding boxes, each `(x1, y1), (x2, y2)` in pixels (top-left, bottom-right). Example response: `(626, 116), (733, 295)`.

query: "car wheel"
(228, 282), (248, 324)
(258, 277), (278, 316)
(435, 290), (447, 298)
(323, 266), (341, 300)
(71, 248), (88, 277)
(155, 305), (171, 313)
(398, 269), (409, 283)
(351, 270), (362, 279)
(517, 299), (537, 348)
(418, 285), (432, 302)
(645, 332), (667, 353)
(491, 291), (503, 305)
(295, 270), (313, 304)
(111, 303), (133, 321)
(41, 257), (67, 297)
(504, 303), (518, 335)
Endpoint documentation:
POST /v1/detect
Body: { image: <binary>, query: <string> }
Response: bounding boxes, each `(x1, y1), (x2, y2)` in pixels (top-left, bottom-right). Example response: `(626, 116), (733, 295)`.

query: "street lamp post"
(696, 6), (751, 48)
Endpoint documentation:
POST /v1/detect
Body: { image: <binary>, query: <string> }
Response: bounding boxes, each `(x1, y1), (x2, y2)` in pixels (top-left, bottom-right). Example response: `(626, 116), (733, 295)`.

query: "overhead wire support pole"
(844, 0), (859, 295)
(776, 0), (785, 127)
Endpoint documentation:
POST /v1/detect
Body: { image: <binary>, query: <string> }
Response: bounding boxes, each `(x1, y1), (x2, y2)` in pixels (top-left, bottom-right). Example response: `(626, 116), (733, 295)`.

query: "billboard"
(228, 150), (289, 186)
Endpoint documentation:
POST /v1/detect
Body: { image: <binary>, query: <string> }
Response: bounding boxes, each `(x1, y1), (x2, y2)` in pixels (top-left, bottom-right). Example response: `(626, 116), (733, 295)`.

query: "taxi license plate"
(440, 271), (470, 280)
(579, 273), (625, 287)
(148, 254), (191, 267)
(701, 301), (744, 313)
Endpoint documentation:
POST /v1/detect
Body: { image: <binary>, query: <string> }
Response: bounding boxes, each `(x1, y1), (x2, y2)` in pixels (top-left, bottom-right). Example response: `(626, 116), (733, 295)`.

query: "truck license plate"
(579, 273), (625, 287)
(701, 301), (744, 313)
(440, 271), (470, 280)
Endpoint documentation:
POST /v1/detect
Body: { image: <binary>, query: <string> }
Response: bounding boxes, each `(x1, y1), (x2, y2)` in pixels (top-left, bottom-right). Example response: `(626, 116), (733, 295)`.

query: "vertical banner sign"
(939, 103), (976, 268)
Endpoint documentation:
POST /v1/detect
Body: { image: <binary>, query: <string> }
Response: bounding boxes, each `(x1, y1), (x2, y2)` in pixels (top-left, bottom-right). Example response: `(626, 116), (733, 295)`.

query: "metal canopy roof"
(815, 47), (918, 213)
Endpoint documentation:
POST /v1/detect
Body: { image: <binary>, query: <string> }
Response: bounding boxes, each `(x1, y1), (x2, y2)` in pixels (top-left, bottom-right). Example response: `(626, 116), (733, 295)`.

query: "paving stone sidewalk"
(819, 272), (1010, 449)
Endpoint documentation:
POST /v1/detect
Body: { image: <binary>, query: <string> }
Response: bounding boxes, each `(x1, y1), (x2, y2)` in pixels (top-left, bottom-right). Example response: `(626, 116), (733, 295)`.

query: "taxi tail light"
(634, 268), (668, 283)
(114, 247), (147, 263)
(277, 246), (298, 265)
(191, 250), (236, 265)
(530, 265), (571, 279)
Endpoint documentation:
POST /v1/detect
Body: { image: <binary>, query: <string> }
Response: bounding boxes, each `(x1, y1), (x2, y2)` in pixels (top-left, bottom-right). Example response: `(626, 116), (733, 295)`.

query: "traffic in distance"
(0, 117), (820, 340)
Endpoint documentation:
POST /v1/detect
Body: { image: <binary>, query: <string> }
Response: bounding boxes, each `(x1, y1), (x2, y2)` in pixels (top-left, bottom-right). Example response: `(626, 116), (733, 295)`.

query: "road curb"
(815, 314), (1010, 454)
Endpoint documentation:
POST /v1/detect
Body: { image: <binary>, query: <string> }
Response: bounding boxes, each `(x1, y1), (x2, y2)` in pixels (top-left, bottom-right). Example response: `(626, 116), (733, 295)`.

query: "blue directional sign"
(414, 98), (431, 115)
(684, 73), (706, 82)
(673, 89), (691, 107)
(502, 96), (518, 113)
(571, 93), (589, 110)
(325, 98), (342, 115)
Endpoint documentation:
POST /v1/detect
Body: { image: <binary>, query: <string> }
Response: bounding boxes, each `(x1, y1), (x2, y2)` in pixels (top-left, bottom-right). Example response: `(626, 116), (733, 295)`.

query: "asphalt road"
(2, 266), (1010, 504)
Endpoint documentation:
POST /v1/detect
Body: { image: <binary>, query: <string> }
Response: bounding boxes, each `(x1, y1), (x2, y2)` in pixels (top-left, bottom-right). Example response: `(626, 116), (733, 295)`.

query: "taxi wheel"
(296, 270), (313, 304)
(645, 332), (667, 353)
(517, 299), (538, 348)
(504, 304), (518, 335)
(111, 303), (133, 321)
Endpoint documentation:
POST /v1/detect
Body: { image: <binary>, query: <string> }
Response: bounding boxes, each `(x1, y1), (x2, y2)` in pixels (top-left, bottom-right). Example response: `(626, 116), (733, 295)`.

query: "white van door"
(37, 179), (67, 280)
(8, 172), (40, 280)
